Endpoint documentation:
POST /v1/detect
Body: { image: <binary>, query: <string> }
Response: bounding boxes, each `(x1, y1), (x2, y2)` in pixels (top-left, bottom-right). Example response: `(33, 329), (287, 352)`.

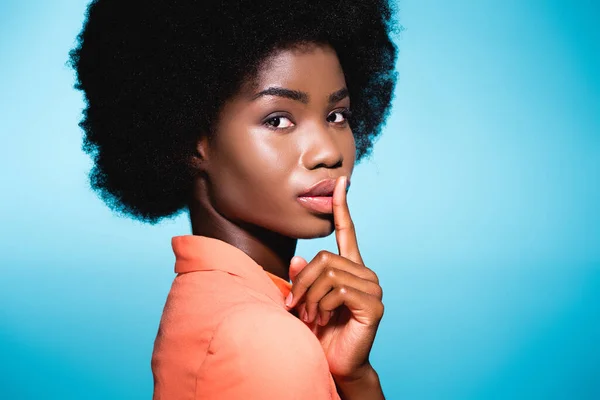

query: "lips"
(298, 179), (338, 197)
(297, 178), (350, 214)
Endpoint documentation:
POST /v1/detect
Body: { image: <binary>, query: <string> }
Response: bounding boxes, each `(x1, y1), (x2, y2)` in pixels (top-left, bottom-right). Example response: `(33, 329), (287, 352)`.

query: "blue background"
(1, 0), (598, 398)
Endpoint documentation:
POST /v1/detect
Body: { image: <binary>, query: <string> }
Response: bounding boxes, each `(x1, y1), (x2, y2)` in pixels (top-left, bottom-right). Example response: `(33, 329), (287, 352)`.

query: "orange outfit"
(151, 235), (341, 399)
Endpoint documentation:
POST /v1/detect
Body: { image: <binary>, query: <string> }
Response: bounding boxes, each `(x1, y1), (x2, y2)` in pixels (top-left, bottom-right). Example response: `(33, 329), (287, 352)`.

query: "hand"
(285, 176), (384, 381)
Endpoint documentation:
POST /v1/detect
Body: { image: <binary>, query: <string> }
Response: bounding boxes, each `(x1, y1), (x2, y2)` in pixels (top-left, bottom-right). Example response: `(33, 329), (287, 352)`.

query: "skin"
(188, 43), (385, 400)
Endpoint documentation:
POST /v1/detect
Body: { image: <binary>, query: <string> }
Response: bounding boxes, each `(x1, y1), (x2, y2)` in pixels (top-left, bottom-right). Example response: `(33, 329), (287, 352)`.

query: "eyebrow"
(328, 87), (349, 104)
(251, 87), (349, 105)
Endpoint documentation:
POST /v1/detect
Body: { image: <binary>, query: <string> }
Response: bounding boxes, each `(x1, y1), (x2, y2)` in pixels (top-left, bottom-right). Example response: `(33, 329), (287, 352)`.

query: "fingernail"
(285, 292), (293, 307)
(302, 309), (309, 322)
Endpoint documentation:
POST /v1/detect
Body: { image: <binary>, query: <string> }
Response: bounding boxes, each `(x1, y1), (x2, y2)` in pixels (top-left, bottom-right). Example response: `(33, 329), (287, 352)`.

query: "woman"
(69, 0), (398, 398)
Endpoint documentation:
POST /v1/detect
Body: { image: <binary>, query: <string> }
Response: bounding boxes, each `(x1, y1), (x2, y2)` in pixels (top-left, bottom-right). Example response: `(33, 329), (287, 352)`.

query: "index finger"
(333, 175), (363, 264)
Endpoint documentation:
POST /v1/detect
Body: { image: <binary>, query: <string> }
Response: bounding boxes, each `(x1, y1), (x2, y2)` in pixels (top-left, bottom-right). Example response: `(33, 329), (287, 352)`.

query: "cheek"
(209, 133), (297, 222)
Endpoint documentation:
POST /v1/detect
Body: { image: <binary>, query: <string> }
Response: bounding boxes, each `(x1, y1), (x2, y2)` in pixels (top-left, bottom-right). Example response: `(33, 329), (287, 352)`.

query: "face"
(197, 43), (356, 239)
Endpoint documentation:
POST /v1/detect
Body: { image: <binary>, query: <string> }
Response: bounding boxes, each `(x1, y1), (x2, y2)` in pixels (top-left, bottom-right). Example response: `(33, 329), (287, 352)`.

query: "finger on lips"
(285, 175), (382, 327)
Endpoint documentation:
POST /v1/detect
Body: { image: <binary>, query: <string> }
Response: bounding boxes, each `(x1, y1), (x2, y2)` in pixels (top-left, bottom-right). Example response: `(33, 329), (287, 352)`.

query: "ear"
(191, 135), (210, 171)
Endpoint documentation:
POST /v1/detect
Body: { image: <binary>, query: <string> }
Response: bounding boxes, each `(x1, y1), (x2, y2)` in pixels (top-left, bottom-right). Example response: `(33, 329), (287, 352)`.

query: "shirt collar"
(172, 235), (292, 306)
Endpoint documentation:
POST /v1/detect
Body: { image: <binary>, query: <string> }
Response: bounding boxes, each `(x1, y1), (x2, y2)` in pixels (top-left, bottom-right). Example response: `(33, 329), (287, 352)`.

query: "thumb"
(289, 255), (308, 283)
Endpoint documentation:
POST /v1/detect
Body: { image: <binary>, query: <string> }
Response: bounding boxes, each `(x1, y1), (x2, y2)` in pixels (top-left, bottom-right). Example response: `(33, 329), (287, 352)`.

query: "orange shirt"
(151, 235), (341, 399)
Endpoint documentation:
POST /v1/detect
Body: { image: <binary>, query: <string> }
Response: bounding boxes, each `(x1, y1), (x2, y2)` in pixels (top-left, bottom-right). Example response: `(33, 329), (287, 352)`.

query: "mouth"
(298, 178), (337, 197)
(297, 178), (350, 214)
(297, 195), (334, 214)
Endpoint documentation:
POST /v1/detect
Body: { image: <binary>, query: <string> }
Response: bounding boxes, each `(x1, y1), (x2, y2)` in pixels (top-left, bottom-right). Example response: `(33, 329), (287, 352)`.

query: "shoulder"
(196, 303), (335, 399)
(152, 270), (262, 373)
(153, 270), (266, 354)
(152, 271), (281, 398)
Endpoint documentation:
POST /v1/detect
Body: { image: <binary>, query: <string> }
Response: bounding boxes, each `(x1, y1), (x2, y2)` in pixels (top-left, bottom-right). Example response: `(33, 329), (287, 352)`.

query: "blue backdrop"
(1, 0), (598, 398)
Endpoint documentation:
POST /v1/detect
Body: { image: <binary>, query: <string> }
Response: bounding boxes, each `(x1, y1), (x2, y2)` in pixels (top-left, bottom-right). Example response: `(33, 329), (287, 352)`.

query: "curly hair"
(69, 0), (399, 224)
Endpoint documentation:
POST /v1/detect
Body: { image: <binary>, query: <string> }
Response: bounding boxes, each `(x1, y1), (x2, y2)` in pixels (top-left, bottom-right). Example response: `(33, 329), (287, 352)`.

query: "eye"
(265, 115), (295, 129)
(327, 108), (352, 124)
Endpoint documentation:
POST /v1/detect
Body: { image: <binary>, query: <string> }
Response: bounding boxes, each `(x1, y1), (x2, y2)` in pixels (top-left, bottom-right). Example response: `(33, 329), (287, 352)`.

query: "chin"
(290, 217), (335, 239)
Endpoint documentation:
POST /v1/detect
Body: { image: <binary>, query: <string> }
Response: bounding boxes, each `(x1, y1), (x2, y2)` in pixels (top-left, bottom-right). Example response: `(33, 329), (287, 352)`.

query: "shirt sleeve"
(195, 303), (337, 400)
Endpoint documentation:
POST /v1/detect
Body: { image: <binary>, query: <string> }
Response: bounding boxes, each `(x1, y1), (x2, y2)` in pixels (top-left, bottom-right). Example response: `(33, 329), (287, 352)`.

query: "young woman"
(70, 0), (398, 398)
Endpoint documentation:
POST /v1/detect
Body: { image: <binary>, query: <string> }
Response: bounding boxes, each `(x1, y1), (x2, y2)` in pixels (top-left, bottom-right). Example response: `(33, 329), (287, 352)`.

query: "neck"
(188, 196), (297, 282)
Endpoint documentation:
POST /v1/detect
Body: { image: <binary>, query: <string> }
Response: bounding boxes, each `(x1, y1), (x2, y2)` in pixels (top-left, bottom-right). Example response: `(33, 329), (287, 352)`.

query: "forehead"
(247, 43), (347, 96)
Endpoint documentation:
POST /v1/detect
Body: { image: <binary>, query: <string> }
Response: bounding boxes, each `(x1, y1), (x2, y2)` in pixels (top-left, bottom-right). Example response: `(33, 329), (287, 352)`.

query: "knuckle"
(337, 285), (348, 296)
(293, 274), (305, 289)
(325, 266), (336, 279)
(373, 285), (383, 300)
(371, 272), (380, 284)
(317, 250), (331, 263)
(362, 267), (379, 283)
(336, 221), (354, 232)
(374, 301), (385, 318)
(341, 219), (354, 230)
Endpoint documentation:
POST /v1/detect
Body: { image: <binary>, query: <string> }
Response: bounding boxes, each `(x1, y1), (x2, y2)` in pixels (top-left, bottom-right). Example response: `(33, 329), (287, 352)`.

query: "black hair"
(69, 0), (400, 223)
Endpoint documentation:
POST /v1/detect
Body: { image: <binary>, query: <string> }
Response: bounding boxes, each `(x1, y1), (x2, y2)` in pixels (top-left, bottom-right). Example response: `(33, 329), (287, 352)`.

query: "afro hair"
(69, 0), (399, 224)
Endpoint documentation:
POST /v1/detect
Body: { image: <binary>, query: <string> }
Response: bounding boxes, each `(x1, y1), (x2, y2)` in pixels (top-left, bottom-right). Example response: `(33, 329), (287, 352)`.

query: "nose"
(300, 121), (344, 170)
